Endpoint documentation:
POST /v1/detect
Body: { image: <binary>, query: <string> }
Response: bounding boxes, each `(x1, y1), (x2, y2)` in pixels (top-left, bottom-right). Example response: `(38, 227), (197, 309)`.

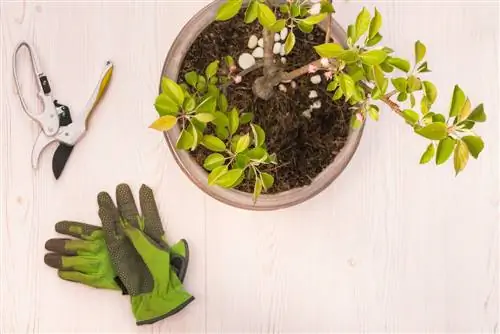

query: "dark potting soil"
(177, 12), (352, 194)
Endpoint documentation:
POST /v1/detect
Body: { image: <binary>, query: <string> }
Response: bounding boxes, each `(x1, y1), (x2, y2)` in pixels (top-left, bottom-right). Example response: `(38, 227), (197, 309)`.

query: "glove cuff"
(132, 287), (195, 325)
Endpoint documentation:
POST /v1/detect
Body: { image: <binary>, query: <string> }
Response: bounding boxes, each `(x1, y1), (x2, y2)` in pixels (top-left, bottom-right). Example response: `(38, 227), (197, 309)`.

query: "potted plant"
(150, 0), (487, 210)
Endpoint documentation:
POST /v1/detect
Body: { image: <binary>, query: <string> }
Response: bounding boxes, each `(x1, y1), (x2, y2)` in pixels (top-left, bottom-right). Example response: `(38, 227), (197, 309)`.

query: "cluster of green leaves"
(216, 0), (334, 55)
(151, 59), (277, 201)
(417, 86), (486, 175)
(313, 7), (486, 175)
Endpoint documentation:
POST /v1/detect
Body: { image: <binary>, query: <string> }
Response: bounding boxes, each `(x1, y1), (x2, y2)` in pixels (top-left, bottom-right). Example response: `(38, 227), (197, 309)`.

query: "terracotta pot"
(159, 0), (365, 211)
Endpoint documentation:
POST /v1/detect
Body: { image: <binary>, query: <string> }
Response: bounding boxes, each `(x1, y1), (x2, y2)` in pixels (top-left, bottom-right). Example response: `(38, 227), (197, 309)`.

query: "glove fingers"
(116, 184), (140, 229)
(55, 221), (102, 240)
(45, 238), (103, 256)
(139, 184), (166, 245)
(45, 253), (99, 272)
(97, 191), (121, 238)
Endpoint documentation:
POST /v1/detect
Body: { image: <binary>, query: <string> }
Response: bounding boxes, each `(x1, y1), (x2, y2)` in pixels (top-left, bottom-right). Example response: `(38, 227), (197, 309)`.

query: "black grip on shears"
(54, 101), (72, 127)
(39, 75), (51, 94)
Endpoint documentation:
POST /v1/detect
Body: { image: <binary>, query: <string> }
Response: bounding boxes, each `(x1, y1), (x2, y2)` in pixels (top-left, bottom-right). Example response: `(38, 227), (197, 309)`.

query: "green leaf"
(347, 24), (356, 44)
(368, 8), (382, 39)
(216, 168), (244, 188)
(415, 122), (448, 140)
(205, 60), (219, 79)
(359, 49), (387, 65)
(228, 108), (240, 135)
(350, 114), (363, 129)
(185, 71), (198, 87)
(347, 65), (364, 82)
(327, 80), (339, 92)
(415, 40), (426, 64)
(218, 94), (228, 113)
(186, 123), (200, 150)
(208, 165), (228, 185)
(417, 61), (431, 73)
(176, 129), (194, 150)
(407, 75), (422, 93)
(235, 153), (251, 169)
(207, 83), (219, 98)
(216, 0), (243, 21)
(149, 115), (177, 131)
(203, 153), (226, 171)
(436, 137), (456, 165)
(253, 178), (263, 203)
(314, 43), (345, 58)
(216, 126), (229, 140)
(366, 33), (382, 47)
(155, 94), (179, 116)
(235, 134), (250, 153)
(225, 55), (235, 68)
(457, 98), (472, 122)
(297, 21), (313, 33)
(468, 104), (486, 122)
(161, 77), (185, 105)
(332, 88), (344, 100)
(246, 147), (268, 162)
(244, 0), (259, 23)
(257, 3), (276, 28)
(251, 124), (266, 147)
(423, 81), (438, 104)
(454, 140), (469, 175)
(284, 31), (296, 55)
(270, 19), (286, 33)
(267, 153), (278, 164)
(321, 0), (335, 13)
(240, 112), (254, 124)
(410, 94), (416, 108)
(196, 75), (207, 92)
(302, 13), (327, 25)
(379, 61), (394, 73)
(355, 7), (371, 41)
(421, 96), (430, 115)
(373, 65), (385, 90)
(212, 111), (229, 128)
(339, 73), (356, 100)
(279, 4), (289, 14)
(201, 135), (226, 152)
(339, 50), (358, 63)
(391, 77), (407, 93)
(462, 136), (484, 159)
(368, 105), (380, 121)
(196, 95), (216, 113)
(386, 57), (410, 73)
(420, 143), (435, 164)
(449, 85), (466, 117)
(183, 95), (196, 112)
(291, 4), (300, 17)
(194, 113), (216, 123)
(260, 172), (274, 190)
(402, 109), (419, 125)
(432, 113), (446, 123)
(397, 92), (408, 102)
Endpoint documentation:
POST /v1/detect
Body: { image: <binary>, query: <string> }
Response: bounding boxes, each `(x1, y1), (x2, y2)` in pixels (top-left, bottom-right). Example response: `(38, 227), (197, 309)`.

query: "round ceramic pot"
(159, 0), (364, 211)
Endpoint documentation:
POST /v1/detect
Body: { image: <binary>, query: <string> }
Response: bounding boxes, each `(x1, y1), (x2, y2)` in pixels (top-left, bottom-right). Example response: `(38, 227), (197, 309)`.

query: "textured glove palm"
(97, 184), (194, 325)
(44, 221), (189, 292)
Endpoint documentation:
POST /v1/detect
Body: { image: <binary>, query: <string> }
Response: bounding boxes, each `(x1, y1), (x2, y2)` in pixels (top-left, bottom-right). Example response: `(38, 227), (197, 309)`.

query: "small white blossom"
(233, 75), (242, 84)
(320, 58), (329, 67)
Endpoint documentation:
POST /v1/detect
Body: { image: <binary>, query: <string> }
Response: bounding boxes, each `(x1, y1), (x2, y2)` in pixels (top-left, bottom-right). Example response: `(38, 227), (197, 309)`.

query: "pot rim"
(159, 0), (365, 211)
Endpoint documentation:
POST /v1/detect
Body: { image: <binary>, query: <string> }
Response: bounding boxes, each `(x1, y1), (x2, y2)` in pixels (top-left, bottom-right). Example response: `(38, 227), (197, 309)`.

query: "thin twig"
(384, 90), (398, 99)
(239, 61), (264, 77)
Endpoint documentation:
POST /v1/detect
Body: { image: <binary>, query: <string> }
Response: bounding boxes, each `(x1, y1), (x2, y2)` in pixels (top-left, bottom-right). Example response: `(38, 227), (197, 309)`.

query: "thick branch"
(262, 28), (276, 76)
(281, 59), (324, 81)
(325, 14), (332, 43)
(380, 95), (402, 115)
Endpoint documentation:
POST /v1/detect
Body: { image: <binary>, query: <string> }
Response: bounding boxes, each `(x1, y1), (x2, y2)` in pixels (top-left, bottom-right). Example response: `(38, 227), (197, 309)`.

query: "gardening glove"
(44, 221), (190, 292)
(98, 183), (194, 325)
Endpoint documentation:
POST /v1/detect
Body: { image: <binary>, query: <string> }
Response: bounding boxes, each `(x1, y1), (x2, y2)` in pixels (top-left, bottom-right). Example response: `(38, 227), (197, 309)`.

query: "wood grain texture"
(1, 1), (498, 333)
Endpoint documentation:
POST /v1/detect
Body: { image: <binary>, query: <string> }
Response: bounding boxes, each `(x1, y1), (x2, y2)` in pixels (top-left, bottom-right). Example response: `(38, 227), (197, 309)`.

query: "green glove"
(44, 221), (189, 292)
(98, 183), (194, 325)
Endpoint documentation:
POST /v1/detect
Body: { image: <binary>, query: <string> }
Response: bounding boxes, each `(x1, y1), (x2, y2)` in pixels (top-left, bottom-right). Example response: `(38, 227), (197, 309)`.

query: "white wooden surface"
(1, 1), (498, 333)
